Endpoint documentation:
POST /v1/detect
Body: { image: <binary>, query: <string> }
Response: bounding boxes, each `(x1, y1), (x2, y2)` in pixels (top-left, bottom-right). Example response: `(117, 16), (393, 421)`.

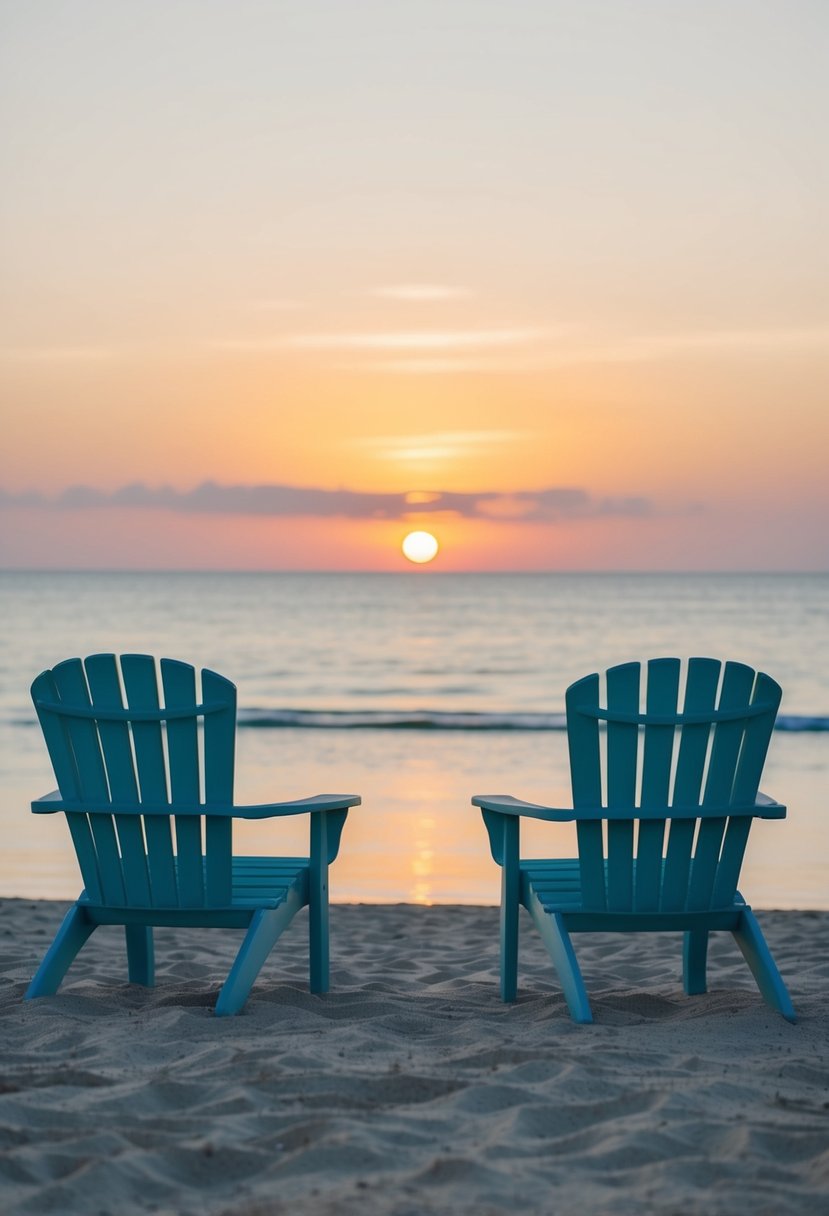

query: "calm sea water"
(1, 572), (826, 906)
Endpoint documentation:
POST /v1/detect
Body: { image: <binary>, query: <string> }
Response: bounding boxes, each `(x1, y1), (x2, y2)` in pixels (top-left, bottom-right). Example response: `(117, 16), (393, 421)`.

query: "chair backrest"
(565, 658), (781, 915)
(31, 654), (237, 909)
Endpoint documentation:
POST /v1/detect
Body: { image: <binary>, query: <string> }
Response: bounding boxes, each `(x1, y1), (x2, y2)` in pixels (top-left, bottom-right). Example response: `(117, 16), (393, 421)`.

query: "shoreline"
(1, 900), (827, 1215)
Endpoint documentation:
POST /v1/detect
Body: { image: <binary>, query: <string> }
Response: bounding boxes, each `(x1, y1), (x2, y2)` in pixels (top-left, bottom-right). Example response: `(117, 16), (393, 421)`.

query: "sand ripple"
(1, 900), (827, 1215)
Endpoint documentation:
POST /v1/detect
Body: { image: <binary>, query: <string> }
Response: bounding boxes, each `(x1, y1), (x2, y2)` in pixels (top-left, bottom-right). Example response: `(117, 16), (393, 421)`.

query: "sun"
(402, 530), (439, 564)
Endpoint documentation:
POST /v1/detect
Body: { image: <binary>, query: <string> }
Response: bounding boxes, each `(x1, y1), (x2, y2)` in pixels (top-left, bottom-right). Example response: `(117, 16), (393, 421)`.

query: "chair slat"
(672, 658), (720, 807)
(84, 655), (151, 906)
(52, 660), (126, 905)
(202, 668), (236, 906)
(32, 671), (101, 897)
(567, 674), (605, 911)
(641, 659), (680, 808)
(685, 663), (756, 912)
(574, 821), (605, 909)
(606, 662), (640, 808)
(635, 660), (680, 911)
(703, 662), (755, 806)
(87, 815), (128, 905)
(174, 824), (205, 909)
(202, 668), (236, 801)
(660, 660), (721, 911)
(51, 659), (110, 802)
(161, 659), (201, 802)
(686, 816), (727, 911)
(567, 674), (602, 807)
(661, 818), (695, 912)
(31, 671), (82, 800)
(121, 656), (177, 907)
(121, 656), (169, 802)
(731, 672), (781, 805)
(161, 659), (204, 908)
(606, 819), (635, 912)
(635, 819), (665, 912)
(84, 654), (139, 803)
(605, 664), (639, 911)
(114, 816), (151, 907)
(65, 812), (104, 903)
(204, 829), (232, 907)
(712, 816), (752, 908)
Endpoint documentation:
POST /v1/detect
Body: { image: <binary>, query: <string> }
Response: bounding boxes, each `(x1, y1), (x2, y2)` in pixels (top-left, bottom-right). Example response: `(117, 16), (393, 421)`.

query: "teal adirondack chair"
(27, 654), (360, 1015)
(473, 658), (795, 1023)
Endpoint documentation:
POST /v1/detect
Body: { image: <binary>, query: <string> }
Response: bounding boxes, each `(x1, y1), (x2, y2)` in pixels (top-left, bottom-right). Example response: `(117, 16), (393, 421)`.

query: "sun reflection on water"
(410, 815), (437, 903)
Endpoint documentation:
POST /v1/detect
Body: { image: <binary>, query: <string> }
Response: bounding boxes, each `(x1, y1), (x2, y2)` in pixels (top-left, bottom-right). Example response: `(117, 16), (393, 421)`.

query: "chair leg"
(309, 887), (329, 995)
(499, 816), (520, 1002)
(125, 925), (154, 987)
(25, 904), (96, 999)
(732, 909), (796, 1023)
(527, 896), (592, 1023)
(215, 902), (297, 1017)
(683, 930), (709, 995)
(500, 887), (519, 1003)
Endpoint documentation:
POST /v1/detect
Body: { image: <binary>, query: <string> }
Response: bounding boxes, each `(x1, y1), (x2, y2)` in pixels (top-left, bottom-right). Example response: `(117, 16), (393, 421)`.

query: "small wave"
(774, 715), (829, 733)
(236, 709), (829, 732)
(9, 710), (829, 732)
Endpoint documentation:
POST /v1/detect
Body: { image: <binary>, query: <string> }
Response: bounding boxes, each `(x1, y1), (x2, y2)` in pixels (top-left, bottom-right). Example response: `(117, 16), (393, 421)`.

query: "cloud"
(622, 324), (829, 356)
(291, 328), (543, 351)
(0, 346), (118, 362)
(542, 324), (829, 367)
(352, 430), (528, 463)
(337, 357), (522, 375)
(370, 284), (473, 302)
(0, 481), (654, 522)
(217, 327), (545, 353)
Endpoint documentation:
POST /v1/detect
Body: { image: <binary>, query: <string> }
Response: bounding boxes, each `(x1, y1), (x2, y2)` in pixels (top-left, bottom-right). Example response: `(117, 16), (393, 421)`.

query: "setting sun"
(401, 530), (439, 564)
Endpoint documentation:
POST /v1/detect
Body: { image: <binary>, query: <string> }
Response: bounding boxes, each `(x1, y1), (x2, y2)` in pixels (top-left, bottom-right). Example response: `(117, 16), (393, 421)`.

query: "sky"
(1, 0), (827, 571)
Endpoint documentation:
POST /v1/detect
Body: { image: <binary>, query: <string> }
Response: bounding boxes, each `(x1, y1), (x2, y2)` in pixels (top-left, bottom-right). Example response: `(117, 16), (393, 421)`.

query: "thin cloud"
(212, 322), (828, 368)
(0, 480), (655, 522)
(371, 284), (473, 302)
(0, 345), (118, 362)
(281, 328), (544, 351)
(338, 357), (523, 375)
(352, 430), (528, 463)
(626, 324), (829, 354)
(547, 324), (829, 366)
(217, 327), (545, 353)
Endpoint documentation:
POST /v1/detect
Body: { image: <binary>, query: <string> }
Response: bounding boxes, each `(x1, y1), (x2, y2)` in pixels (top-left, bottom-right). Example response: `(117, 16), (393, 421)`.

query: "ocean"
(1, 571), (826, 907)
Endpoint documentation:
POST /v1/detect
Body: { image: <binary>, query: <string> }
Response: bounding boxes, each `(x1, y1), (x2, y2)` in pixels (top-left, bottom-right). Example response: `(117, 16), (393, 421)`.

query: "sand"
(0, 900), (827, 1216)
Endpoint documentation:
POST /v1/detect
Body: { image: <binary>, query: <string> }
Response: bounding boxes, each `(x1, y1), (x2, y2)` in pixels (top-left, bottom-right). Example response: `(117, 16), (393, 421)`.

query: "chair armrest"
(474, 793), (787, 822)
(31, 792), (361, 817)
(471, 794), (576, 822)
(754, 791), (787, 819)
(31, 790), (64, 814)
(231, 793), (361, 819)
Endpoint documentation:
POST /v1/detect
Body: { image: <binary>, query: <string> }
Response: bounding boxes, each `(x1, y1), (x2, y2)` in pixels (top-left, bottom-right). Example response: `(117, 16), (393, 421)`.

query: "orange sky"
(1, 3), (827, 571)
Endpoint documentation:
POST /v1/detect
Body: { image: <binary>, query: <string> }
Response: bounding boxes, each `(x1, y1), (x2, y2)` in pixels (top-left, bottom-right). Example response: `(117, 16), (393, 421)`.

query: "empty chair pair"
(26, 654), (794, 1022)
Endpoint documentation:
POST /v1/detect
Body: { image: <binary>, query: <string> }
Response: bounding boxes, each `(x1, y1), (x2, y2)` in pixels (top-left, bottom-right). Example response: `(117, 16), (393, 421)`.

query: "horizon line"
(1, 568), (826, 578)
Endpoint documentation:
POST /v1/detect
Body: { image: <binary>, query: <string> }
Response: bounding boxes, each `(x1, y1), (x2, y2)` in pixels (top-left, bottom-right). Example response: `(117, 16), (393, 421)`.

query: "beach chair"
(27, 654), (360, 1015)
(473, 658), (795, 1023)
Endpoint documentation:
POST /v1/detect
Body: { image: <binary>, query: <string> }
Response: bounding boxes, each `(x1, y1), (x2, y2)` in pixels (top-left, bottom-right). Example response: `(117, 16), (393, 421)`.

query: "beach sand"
(1, 899), (827, 1216)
